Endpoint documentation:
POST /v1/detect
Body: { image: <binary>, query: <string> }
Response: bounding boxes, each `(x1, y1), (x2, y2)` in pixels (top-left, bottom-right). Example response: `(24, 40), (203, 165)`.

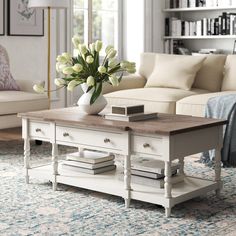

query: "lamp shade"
(28, 0), (69, 9)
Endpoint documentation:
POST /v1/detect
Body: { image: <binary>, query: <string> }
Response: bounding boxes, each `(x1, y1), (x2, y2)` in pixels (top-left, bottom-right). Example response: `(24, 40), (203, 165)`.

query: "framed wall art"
(8, 0), (44, 36)
(0, 0), (4, 35)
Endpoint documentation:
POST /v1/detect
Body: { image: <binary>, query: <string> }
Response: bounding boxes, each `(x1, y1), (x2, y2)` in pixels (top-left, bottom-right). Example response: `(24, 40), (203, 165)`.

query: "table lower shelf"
(28, 163), (221, 208)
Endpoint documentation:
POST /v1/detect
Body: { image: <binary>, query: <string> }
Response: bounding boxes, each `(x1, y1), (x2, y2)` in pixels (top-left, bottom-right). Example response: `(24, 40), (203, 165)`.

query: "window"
(73, 0), (119, 52)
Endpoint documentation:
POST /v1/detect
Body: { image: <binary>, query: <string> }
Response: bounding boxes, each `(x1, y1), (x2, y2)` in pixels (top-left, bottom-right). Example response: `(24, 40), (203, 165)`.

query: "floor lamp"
(28, 0), (69, 101)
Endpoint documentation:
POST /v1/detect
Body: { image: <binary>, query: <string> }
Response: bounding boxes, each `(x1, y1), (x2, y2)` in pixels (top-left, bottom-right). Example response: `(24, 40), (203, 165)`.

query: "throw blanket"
(201, 94), (236, 167)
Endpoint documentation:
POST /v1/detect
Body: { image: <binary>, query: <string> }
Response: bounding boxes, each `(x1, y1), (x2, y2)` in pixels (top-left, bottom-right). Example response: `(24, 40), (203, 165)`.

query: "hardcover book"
(66, 150), (115, 164)
(62, 160), (115, 170)
(104, 112), (158, 122)
(62, 164), (116, 175)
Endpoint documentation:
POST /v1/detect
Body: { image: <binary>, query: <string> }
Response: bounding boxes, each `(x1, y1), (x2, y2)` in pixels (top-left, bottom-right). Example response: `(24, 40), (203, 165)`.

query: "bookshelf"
(163, 2), (236, 54)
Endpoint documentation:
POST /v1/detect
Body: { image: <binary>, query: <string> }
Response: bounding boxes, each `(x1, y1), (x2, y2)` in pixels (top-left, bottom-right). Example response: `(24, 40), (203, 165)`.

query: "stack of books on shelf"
(165, 12), (236, 37)
(192, 48), (223, 55)
(61, 150), (116, 174)
(119, 158), (184, 188)
(166, 0), (235, 8)
(104, 105), (158, 122)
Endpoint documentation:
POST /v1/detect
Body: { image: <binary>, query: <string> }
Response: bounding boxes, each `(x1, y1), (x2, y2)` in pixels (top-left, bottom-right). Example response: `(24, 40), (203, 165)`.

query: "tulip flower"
(67, 80), (80, 91)
(33, 84), (45, 94)
(107, 49), (117, 59)
(86, 55), (94, 64)
(62, 52), (72, 62)
(87, 76), (95, 86)
(73, 64), (83, 73)
(54, 78), (66, 87)
(109, 75), (119, 86)
(63, 67), (74, 75)
(56, 55), (67, 64)
(95, 40), (103, 52)
(89, 43), (95, 53)
(98, 66), (106, 74)
(72, 36), (80, 48)
(108, 58), (118, 68)
(105, 45), (114, 55)
(79, 44), (87, 55)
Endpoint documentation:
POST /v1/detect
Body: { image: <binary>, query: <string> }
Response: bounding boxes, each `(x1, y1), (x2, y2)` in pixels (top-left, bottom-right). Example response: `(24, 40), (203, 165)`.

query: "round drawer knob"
(35, 128), (41, 132)
(63, 132), (69, 137)
(104, 138), (110, 143)
(143, 143), (150, 148)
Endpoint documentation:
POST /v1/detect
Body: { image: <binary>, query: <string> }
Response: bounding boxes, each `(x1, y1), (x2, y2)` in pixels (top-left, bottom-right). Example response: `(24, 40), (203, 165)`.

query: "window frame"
(72, 0), (123, 60)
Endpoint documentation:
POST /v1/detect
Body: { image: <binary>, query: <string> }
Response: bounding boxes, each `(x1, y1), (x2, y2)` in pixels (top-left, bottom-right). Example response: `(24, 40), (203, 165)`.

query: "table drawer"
(29, 122), (51, 140)
(132, 135), (163, 156)
(56, 125), (126, 151)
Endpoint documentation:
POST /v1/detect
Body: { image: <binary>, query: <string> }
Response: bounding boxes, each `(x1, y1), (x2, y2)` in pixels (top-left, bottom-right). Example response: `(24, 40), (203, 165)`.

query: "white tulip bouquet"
(34, 36), (136, 105)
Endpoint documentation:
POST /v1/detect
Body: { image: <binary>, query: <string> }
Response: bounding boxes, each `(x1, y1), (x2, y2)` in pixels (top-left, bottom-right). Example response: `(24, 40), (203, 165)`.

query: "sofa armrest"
(16, 80), (45, 93)
(102, 74), (146, 94)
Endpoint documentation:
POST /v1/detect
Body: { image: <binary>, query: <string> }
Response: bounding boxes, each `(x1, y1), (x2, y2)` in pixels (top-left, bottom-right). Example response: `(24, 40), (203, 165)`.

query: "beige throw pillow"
(221, 55), (236, 91)
(145, 54), (206, 90)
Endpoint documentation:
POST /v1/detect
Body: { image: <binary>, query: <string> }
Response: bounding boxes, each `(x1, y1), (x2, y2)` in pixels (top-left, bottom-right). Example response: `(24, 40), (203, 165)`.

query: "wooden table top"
(19, 107), (227, 135)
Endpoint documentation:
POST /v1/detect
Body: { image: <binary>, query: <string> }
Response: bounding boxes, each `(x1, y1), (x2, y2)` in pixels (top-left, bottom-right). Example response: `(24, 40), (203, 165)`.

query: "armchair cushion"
(145, 54), (206, 90)
(0, 45), (20, 91)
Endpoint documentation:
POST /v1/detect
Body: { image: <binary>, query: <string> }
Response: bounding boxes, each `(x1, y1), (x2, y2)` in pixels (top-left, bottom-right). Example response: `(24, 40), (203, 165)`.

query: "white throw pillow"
(145, 54), (206, 91)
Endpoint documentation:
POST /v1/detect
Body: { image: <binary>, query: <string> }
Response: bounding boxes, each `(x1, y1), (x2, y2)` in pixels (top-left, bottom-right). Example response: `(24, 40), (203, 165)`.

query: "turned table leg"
(24, 138), (30, 184)
(124, 155), (131, 208)
(164, 161), (172, 217)
(215, 149), (222, 197)
(52, 143), (58, 191)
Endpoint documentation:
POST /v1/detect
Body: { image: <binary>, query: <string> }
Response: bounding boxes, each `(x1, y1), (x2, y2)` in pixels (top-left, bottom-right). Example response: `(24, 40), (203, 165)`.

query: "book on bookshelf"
(104, 112), (158, 122)
(61, 163), (116, 174)
(66, 150), (115, 164)
(131, 158), (180, 176)
(118, 173), (184, 188)
(111, 104), (144, 115)
(62, 160), (115, 170)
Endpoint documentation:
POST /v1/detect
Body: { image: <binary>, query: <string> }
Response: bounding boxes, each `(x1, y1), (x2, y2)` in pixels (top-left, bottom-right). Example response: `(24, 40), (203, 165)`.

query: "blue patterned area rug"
(1, 141), (236, 236)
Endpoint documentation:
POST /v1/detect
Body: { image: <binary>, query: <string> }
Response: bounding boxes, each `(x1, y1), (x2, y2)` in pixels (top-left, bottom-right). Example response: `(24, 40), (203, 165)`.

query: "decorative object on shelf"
(28, 0), (68, 102)
(0, 0), (4, 36)
(7, 0), (44, 36)
(33, 36), (136, 115)
(233, 40), (236, 54)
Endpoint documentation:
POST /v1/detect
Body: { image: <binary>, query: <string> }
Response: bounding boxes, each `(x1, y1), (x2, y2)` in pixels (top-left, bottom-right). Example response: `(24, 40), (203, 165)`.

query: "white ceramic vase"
(77, 83), (107, 115)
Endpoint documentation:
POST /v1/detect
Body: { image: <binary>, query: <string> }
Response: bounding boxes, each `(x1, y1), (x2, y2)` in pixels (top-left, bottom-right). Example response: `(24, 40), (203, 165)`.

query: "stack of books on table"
(61, 150), (116, 174)
(119, 158), (183, 188)
(104, 105), (158, 122)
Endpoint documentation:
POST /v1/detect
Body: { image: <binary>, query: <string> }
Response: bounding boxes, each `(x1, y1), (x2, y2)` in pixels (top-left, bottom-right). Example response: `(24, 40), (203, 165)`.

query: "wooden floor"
(0, 128), (22, 141)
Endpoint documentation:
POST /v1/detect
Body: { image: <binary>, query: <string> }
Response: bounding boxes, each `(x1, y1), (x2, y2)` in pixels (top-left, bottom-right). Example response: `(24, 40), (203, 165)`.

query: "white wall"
(0, 21), (47, 83)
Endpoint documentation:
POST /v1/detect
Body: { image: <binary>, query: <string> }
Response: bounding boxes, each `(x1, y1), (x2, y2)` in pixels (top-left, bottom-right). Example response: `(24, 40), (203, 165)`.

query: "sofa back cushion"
(192, 54), (227, 92)
(0, 45), (20, 91)
(221, 55), (236, 91)
(139, 53), (156, 79)
(145, 54), (206, 90)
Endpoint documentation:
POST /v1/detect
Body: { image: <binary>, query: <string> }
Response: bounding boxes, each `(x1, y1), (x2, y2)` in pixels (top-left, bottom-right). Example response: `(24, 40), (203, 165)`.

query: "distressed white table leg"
(164, 161), (172, 217)
(178, 157), (185, 176)
(215, 149), (222, 197)
(52, 143), (58, 191)
(124, 155), (131, 208)
(24, 138), (30, 184)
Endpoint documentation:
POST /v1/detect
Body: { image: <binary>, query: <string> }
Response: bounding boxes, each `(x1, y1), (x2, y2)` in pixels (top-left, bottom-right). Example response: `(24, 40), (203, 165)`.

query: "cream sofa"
(0, 45), (49, 129)
(104, 53), (236, 117)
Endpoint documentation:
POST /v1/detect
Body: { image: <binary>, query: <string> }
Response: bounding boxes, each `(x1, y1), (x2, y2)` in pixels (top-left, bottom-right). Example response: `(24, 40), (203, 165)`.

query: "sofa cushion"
(145, 54), (206, 90)
(105, 88), (209, 114)
(192, 55), (227, 92)
(221, 55), (236, 91)
(139, 53), (156, 79)
(0, 91), (48, 115)
(176, 91), (236, 117)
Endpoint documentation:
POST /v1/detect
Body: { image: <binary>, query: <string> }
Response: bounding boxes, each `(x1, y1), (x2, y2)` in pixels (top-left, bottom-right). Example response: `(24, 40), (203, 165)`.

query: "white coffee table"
(19, 107), (226, 217)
